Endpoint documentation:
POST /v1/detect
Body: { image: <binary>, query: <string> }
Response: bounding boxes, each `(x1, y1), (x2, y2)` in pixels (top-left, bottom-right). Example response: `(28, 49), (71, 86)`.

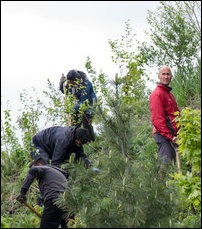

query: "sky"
(1, 1), (159, 122)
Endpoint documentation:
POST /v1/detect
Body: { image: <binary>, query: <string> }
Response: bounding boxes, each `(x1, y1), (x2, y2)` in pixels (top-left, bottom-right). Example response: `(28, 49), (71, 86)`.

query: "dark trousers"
(71, 112), (95, 142)
(40, 200), (67, 228)
(82, 114), (95, 142)
(153, 133), (176, 164)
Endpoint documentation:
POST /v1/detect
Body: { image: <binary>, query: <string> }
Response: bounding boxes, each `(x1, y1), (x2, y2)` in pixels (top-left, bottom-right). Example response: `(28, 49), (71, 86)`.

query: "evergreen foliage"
(56, 152), (179, 228)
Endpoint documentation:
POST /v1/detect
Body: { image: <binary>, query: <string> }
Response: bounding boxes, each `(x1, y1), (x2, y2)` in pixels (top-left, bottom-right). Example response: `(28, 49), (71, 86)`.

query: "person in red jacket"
(149, 66), (180, 178)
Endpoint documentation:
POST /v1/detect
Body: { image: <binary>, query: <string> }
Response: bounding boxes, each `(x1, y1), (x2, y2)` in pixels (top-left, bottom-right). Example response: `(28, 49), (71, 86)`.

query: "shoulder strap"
(166, 116), (175, 136)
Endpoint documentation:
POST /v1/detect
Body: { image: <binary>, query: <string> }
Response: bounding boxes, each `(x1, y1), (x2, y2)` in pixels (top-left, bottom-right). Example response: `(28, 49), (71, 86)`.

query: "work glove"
(60, 74), (66, 84)
(83, 158), (92, 169)
(16, 194), (27, 203)
(91, 167), (100, 174)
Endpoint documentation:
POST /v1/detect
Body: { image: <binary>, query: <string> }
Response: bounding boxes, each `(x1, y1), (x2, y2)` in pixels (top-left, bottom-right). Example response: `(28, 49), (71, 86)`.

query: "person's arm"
(74, 146), (92, 168)
(89, 82), (97, 105)
(73, 145), (100, 173)
(16, 167), (44, 203)
(59, 74), (66, 94)
(150, 93), (173, 140)
(75, 148), (100, 173)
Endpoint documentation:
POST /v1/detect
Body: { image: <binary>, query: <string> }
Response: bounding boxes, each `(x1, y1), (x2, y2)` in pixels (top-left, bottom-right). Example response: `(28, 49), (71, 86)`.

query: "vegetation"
(1, 1), (201, 228)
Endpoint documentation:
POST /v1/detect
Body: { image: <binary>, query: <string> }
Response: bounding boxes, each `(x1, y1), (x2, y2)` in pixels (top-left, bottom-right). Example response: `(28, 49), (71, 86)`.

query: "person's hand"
(16, 194), (27, 203)
(60, 74), (66, 84)
(172, 136), (177, 143)
(91, 167), (100, 174)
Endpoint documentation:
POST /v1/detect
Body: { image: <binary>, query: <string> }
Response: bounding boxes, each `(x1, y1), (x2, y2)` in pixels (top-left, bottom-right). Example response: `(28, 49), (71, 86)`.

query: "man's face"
(74, 139), (82, 147)
(158, 67), (172, 85)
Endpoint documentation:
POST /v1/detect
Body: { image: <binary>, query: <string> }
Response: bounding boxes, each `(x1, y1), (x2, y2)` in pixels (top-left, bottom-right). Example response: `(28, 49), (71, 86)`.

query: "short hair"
(158, 66), (173, 77)
(66, 69), (81, 81)
(75, 127), (89, 144)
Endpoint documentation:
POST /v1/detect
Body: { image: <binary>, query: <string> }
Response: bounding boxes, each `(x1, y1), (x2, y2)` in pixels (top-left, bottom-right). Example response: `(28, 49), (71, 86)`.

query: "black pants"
(71, 112), (95, 142)
(40, 200), (67, 228)
(82, 114), (95, 142)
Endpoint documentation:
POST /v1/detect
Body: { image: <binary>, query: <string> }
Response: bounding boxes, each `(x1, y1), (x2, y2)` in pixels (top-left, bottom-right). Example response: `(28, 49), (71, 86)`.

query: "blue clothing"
(59, 73), (97, 142)
(60, 78), (97, 113)
(73, 79), (97, 113)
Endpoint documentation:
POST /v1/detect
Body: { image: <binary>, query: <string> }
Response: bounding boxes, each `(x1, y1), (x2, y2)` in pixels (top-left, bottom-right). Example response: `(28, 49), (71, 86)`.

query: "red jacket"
(149, 83), (180, 141)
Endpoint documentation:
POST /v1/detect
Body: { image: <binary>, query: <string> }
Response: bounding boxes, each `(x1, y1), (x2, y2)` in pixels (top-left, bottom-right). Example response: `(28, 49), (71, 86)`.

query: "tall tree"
(137, 1), (201, 108)
(138, 1), (200, 69)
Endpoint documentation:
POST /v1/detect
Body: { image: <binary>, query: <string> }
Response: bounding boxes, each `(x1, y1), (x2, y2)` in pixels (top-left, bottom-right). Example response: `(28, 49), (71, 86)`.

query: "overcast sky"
(1, 1), (159, 120)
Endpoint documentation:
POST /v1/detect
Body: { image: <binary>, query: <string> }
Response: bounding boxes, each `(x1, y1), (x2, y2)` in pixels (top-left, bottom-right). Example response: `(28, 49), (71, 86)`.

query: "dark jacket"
(33, 126), (91, 168)
(20, 165), (67, 203)
(59, 78), (97, 113)
(149, 83), (180, 141)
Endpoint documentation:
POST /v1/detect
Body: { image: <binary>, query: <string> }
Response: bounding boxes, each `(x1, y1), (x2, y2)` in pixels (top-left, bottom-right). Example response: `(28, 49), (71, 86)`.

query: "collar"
(158, 82), (172, 91)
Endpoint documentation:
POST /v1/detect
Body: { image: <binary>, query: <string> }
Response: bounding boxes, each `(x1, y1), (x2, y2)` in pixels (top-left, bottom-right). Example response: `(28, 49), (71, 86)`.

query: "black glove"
(84, 158), (92, 169)
(16, 194), (27, 203)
